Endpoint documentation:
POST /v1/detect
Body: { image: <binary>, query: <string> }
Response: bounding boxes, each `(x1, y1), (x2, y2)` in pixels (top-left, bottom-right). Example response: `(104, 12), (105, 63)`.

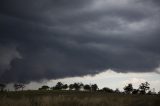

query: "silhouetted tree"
(84, 84), (91, 91)
(147, 90), (152, 95)
(158, 91), (160, 95)
(72, 83), (83, 91)
(0, 83), (6, 91)
(132, 89), (139, 94)
(62, 84), (68, 90)
(69, 84), (74, 90)
(55, 82), (63, 90)
(21, 84), (25, 90)
(139, 82), (150, 94)
(123, 83), (133, 94)
(115, 88), (120, 93)
(81, 83), (84, 88)
(39, 85), (49, 90)
(14, 83), (25, 91)
(14, 84), (19, 91)
(102, 87), (114, 93)
(91, 84), (98, 91)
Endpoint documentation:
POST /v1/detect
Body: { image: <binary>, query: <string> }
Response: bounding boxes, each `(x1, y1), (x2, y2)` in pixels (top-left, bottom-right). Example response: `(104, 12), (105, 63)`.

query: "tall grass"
(0, 91), (159, 106)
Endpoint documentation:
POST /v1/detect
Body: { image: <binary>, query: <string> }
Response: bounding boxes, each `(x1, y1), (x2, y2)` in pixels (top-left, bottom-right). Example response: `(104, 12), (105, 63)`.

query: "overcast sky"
(0, 0), (160, 90)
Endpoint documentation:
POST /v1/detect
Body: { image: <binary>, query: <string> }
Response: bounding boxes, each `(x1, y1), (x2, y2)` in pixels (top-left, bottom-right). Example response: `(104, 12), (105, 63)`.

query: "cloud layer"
(0, 0), (160, 83)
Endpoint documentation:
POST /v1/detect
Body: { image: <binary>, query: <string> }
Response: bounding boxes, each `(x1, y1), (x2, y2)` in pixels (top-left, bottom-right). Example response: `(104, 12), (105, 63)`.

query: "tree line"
(39, 82), (98, 92)
(38, 81), (159, 95)
(0, 83), (25, 91)
(0, 82), (160, 95)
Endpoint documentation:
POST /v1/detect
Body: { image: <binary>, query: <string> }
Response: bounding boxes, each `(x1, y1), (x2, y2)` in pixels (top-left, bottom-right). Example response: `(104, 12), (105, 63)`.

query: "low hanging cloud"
(0, 0), (160, 83)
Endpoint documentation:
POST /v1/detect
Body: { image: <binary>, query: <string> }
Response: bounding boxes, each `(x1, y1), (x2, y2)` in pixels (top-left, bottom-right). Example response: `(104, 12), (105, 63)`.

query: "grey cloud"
(0, 0), (160, 83)
(0, 45), (21, 75)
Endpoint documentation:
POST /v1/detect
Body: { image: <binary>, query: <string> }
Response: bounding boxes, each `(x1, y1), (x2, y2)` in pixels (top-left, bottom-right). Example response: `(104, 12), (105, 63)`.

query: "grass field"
(0, 91), (160, 106)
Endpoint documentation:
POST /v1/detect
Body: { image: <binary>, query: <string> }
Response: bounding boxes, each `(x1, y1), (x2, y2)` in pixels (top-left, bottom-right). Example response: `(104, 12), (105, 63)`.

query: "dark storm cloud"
(0, 0), (160, 83)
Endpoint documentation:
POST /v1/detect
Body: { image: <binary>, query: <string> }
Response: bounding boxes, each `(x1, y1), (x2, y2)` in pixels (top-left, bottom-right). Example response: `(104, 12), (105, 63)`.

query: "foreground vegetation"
(0, 90), (160, 106)
(0, 81), (160, 106)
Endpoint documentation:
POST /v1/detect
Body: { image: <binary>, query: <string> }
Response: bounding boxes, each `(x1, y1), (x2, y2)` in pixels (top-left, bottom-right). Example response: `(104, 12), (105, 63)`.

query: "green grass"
(0, 91), (159, 106)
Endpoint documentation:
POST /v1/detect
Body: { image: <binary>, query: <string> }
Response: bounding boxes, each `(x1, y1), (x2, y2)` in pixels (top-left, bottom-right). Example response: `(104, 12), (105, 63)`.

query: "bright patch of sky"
(19, 69), (160, 92)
